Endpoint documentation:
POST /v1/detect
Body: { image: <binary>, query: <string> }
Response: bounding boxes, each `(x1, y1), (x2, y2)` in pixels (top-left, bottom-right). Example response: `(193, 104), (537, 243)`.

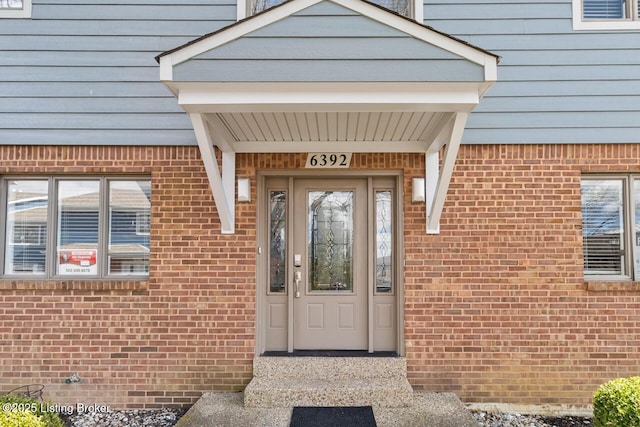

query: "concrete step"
(244, 356), (413, 408)
(251, 356), (408, 380)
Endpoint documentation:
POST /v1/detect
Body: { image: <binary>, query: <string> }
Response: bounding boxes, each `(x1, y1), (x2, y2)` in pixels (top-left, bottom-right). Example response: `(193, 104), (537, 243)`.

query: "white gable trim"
(159, 0), (498, 82)
(238, 0), (424, 23)
(330, 0), (494, 70)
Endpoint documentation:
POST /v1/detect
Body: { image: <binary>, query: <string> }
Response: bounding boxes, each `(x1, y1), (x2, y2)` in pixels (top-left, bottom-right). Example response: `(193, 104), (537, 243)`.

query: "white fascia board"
(159, 57), (174, 82)
(233, 140), (428, 153)
(330, 0), (498, 68)
(175, 82), (481, 113)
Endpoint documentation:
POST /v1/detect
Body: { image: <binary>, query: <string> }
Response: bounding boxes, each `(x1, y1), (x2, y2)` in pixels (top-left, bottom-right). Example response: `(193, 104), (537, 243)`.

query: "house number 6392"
(305, 153), (352, 168)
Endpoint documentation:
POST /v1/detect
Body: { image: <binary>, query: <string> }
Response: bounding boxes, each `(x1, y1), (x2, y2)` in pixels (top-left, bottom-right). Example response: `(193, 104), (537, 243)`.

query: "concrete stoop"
(175, 392), (480, 427)
(243, 356), (414, 408)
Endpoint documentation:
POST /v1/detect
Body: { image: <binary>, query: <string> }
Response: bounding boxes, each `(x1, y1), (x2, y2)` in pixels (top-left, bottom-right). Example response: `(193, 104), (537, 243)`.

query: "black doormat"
(289, 406), (377, 427)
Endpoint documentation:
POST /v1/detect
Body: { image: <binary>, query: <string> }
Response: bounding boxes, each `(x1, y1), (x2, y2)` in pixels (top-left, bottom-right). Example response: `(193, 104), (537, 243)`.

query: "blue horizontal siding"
(174, 59), (484, 82)
(2, 0), (639, 146)
(425, 0), (640, 144)
(0, 129), (196, 146)
(174, 3), (485, 83)
(0, 0), (236, 146)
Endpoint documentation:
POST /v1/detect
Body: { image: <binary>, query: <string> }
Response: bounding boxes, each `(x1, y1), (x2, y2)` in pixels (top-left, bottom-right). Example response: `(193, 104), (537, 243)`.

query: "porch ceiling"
(170, 80), (487, 154)
(205, 110), (450, 153)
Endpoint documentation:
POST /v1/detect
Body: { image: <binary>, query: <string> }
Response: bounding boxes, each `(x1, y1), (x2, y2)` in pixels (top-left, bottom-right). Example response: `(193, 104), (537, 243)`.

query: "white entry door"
(292, 179), (368, 350)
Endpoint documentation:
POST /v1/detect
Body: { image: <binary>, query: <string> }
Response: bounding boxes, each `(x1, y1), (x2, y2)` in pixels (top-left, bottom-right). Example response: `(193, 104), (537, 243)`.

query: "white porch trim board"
(426, 112), (468, 234)
(190, 113), (236, 234)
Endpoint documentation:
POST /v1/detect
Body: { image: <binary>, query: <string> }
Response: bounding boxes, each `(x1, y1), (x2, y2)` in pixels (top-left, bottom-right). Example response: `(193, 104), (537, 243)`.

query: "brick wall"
(405, 144), (640, 405)
(0, 144), (639, 408)
(0, 146), (255, 409)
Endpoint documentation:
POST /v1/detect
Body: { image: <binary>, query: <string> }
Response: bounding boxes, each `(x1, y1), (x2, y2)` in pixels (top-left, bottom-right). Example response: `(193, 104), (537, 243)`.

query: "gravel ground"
(61, 408), (187, 427)
(60, 407), (593, 426)
(472, 411), (593, 427)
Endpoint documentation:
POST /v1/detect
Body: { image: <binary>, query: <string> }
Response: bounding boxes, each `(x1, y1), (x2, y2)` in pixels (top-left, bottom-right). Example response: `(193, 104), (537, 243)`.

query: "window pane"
(251, 0), (284, 15)
(269, 191), (286, 293)
(251, 0), (410, 16)
(372, 0), (410, 17)
(57, 180), (99, 276)
(584, 0), (627, 19)
(581, 179), (626, 276)
(0, 0), (23, 9)
(108, 180), (150, 275)
(308, 191), (353, 292)
(4, 180), (48, 275)
(376, 191), (393, 293)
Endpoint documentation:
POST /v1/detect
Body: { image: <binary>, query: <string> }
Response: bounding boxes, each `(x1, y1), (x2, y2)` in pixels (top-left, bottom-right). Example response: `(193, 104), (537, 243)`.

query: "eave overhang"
(157, 0), (499, 234)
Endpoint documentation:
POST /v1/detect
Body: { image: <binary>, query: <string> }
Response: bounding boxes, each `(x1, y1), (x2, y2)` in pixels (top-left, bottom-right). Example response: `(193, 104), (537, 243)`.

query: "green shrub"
(0, 410), (46, 427)
(594, 376), (640, 427)
(0, 394), (65, 427)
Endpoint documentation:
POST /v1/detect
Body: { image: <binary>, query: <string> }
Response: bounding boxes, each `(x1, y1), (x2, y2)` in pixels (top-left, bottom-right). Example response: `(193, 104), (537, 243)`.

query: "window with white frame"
(247, 0), (412, 18)
(0, 0), (32, 18)
(581, 176), (640, 281)
(573, 0), (640, 29)
(2, 177), (151, 278)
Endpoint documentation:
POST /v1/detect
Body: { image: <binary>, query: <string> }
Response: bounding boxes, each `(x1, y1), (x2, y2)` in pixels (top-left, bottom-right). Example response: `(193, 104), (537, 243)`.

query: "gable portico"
(157, 0), (498, 234)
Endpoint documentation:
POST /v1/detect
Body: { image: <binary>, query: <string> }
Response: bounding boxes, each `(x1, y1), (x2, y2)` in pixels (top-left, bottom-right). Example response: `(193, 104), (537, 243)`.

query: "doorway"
(258, 173), (401, 354)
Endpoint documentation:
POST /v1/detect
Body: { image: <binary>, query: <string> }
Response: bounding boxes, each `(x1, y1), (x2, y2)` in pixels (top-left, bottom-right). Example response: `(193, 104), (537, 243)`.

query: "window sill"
(0, 279), (148, 292)
(586, 281), (640, 292)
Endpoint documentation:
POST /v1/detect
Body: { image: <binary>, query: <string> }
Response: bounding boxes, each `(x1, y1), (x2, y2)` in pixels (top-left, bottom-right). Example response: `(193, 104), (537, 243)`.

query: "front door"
(293, 179), (368, 350)
(261, 174), (398, 353)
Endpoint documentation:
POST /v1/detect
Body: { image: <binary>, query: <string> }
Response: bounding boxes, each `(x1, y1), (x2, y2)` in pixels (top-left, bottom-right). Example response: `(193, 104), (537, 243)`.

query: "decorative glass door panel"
(294, 180), (367, 350)
(308, 191), (353, 293)
(261, 175), (398, 353)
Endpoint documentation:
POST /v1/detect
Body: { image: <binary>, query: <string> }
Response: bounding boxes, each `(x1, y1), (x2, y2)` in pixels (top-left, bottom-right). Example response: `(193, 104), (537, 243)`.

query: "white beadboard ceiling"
(216, 111), (441, 143)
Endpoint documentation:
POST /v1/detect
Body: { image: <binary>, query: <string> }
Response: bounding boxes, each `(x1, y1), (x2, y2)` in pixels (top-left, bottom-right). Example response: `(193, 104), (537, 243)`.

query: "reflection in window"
(376, 191), (393, 293)
(108, 181), (151, 275)
(3, 177), (151, 278)
(269, 191), (286, 293)
(0, 0), (23, 9)
(250, 0), (410, 17)
(57, 180), (100, 276)
(4, 180), (48, 275)
(581, 179), (625, 277)
(583, 0), (628, 19)
(308, 191), (353, 292)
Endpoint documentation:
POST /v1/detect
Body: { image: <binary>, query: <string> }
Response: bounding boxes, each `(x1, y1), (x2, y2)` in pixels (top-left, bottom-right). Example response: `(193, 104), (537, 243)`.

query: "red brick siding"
(0, 145), (639, 407)
(405, 144), (640, 405)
